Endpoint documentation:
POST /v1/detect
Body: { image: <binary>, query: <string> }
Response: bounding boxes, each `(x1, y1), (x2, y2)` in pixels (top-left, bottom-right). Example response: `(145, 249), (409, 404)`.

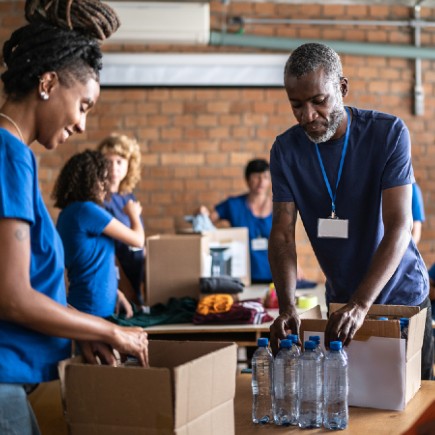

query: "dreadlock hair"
(52, 149), (111, 209)
(1, 0), (120, 100)
(97, 133), (142, 195)
(284, 43), (343, 86)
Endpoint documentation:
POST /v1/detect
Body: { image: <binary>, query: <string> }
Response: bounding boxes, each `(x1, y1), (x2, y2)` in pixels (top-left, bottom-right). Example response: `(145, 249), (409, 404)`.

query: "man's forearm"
(269, 235), (298, 313)
(350, 226), (411, 310)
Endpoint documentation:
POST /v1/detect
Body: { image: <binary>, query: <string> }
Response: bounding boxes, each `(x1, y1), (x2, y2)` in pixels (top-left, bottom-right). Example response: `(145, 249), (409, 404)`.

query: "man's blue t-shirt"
(270, 107), (428, 306)
(412, 182), (425, 222)
(0, 129), (70, 383)
(57, 201), (117, 318)
(215, 194), (272, 282)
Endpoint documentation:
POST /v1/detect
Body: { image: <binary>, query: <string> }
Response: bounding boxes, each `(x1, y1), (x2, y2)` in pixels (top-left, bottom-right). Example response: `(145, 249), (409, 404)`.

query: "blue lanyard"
(315, 107), (351, 217)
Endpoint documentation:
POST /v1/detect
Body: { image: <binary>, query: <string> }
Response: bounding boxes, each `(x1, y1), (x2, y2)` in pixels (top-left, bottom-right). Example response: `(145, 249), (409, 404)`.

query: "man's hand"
(324, 301), (368, 348)
(269, 306), (300, 356)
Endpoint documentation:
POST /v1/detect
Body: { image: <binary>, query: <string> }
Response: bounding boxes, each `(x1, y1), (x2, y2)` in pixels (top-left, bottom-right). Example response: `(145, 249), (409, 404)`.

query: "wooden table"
(144, 284), (326, 347)
(235, 374), (435, 434)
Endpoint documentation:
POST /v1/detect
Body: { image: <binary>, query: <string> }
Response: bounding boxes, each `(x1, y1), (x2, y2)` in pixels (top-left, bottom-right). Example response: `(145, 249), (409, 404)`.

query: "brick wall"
(1, 1), (435, 281)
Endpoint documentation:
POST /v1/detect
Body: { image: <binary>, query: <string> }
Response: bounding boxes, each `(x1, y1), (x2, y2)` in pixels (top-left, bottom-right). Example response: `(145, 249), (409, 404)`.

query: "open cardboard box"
(58, 340), (238, 435)
(300, 303), (426, 411)
(146, 228), (250, 306)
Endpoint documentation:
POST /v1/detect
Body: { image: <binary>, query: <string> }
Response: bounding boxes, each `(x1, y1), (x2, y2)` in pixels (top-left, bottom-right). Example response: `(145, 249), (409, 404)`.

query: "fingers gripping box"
(300, 303), (426, 411)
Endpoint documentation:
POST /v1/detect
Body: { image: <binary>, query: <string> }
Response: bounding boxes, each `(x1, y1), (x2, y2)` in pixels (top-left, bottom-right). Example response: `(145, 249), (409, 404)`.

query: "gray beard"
(304, 103), (346, 144)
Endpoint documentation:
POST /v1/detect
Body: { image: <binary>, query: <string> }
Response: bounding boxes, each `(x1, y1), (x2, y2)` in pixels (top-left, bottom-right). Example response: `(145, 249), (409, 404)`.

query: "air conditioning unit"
(106, 1), (210, 44)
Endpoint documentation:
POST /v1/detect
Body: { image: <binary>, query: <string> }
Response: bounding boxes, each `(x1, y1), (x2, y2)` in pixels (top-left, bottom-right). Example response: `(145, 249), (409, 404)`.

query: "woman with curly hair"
(52, 149), (144, 319)
(98, 134), (146, 306)
(0, 2), (148, 433)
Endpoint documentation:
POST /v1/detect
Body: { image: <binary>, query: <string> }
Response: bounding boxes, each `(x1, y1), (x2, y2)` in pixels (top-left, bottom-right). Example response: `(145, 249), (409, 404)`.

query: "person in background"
(0, 2), (148, 433)
(52, 150), (145, 319)
(411, 182), (425, 245)
(268, 42), (433, 380)
(199, 159), (274, 283)
(97, 134), (145, 307)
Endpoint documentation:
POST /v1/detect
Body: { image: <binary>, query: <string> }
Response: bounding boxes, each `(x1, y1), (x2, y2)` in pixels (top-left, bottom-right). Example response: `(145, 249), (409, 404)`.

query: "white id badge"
(318, 218), (349, 239)
(251, 237), (268, 251)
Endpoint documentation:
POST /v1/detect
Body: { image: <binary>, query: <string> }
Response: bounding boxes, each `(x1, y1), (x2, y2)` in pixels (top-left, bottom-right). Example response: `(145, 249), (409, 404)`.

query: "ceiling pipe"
(209, 30), (435, 60)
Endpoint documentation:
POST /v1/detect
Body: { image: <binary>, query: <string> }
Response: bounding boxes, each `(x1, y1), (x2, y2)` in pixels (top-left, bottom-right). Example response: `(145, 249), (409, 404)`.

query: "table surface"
(234, 374), (435, 434)
(143, 283), (326, 333)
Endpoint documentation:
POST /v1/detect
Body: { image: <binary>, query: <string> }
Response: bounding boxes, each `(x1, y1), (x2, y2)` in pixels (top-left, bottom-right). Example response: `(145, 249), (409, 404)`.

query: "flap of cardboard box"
(172, 341), (237, 428)
(61, 362), (174, 429)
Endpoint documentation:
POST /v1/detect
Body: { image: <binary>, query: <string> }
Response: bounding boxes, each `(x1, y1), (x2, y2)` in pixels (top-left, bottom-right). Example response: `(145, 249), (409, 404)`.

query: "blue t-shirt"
(412, 182), (425, 222)
(270, 107), (428, 306)
(57, 201), (117, 318)
(0, 129), (70, 383)
(215, 194), (272, 282)
(104, 192), (145, 298)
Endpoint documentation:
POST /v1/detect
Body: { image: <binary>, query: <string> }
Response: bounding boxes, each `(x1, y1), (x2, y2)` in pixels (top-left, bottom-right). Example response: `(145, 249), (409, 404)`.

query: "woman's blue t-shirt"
(57, 201), (117, 318)
(0, 129), (70, 383)
(104, 192), (145, 298)
(215, 194), (272, 283)
(270, 107), (428, 306)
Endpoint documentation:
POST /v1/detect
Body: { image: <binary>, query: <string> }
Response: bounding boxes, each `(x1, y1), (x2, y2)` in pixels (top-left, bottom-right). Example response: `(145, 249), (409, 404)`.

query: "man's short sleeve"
(270, 139), (295, 203)
(381, 122), (414, 190)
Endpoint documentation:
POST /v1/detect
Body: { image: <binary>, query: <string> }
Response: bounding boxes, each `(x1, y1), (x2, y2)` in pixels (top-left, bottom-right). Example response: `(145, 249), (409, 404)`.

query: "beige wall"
(2, 1), (435, 281)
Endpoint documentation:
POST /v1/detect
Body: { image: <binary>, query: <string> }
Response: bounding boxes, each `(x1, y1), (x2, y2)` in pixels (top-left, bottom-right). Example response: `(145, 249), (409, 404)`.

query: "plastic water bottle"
(400, 317), (409, 340)
(273, 339), (299, 426)
(298, 340), (323, 429)
(309, 335), (324, 358)
(287, 334), (301, 356)
(323, 341), (349, 430)
(252, 337), (273, 424)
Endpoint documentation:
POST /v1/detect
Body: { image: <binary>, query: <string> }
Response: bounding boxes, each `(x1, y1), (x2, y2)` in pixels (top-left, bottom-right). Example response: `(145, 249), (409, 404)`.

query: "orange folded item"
(196, 294), (234, 315)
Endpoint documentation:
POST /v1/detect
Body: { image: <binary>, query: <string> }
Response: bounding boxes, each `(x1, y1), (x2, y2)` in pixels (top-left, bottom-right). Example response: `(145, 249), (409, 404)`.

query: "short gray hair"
(284, 43), (343, 84)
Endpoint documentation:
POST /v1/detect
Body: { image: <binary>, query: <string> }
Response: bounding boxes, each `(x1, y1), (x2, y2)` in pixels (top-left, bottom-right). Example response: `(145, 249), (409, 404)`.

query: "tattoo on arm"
(15, 225), (29, 242)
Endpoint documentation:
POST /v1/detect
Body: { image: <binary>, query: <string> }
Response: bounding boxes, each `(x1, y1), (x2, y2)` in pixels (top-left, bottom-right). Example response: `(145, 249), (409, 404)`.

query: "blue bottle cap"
(400, 317), (409, 326)
(330, 341), (342, 351)
(257, 337), (269, 347)
(304, 340), (316, 350)
(286, 334), (299, 343)
(378, 316), (389, 321)
(280, 339), (292, 349)
(309, 335), (321, 343)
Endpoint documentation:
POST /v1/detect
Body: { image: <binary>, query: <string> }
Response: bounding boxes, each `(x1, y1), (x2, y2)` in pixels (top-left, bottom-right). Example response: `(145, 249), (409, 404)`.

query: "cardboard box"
(146, 228), (250, 306)
(59, 340), (238, 435)
(300, 303), (426, 411)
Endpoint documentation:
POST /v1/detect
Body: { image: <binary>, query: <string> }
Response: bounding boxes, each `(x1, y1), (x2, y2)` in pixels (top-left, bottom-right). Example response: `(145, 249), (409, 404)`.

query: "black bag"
(199, 276), (245, 294)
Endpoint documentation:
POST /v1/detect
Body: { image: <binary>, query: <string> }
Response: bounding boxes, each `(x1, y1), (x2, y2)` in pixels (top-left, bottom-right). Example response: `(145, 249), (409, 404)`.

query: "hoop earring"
(40, 91), (49, 101)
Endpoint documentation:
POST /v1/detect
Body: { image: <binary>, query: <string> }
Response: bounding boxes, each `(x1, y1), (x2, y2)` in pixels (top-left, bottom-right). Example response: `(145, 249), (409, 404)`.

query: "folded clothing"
(200, 276), (244, 294)
(193, 298), (273, 325)
(107, 297), (197, 327)
(196, 294), (234, 315)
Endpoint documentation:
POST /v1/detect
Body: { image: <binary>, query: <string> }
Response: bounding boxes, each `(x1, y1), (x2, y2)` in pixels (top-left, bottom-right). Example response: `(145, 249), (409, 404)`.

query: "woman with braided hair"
(0, 2), (149, 433)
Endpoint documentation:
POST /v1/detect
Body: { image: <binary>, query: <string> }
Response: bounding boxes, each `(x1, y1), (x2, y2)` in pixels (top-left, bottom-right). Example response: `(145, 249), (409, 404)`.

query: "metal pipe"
(210, 31), (435, 60)
(238, 17), (435, 28)
(414, 5), (424, 115)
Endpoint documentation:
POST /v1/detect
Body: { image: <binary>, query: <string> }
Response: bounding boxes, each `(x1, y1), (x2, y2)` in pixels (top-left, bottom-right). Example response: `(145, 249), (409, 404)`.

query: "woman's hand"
(116, 290), (133, 319)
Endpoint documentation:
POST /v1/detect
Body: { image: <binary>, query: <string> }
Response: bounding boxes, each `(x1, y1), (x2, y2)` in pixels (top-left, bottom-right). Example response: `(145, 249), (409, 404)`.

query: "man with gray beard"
(268, 43), (433, 380)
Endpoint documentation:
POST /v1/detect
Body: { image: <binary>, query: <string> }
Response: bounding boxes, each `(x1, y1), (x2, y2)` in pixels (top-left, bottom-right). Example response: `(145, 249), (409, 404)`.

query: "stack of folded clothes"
(193, 294), (273, 325)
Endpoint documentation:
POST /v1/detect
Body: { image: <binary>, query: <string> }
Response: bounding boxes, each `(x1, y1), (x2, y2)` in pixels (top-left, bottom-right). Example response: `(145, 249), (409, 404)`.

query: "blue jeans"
(0, 384), (41, 435)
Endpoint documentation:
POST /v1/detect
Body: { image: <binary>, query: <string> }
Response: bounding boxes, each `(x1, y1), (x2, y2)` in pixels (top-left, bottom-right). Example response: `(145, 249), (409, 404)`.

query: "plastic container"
(298, 340), (323, 429)
(323, 340), (349, 430)
(251, 337), (273, 424)
(286, 334), (301, 356)
(273, 339), (299, 426)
